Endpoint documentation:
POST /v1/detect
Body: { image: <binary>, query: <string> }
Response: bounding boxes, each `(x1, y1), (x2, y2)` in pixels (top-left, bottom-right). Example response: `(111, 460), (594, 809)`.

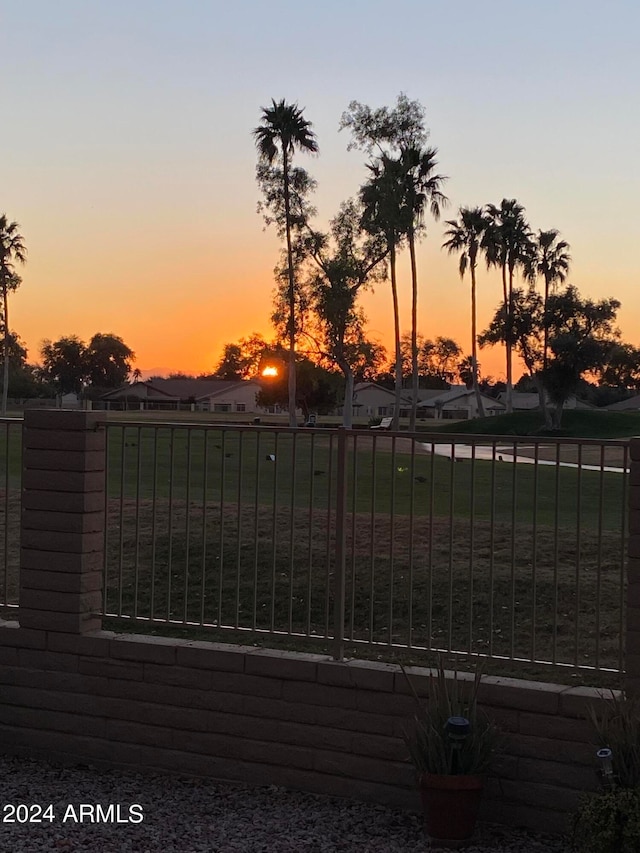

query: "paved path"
(424, 442), (628, 474)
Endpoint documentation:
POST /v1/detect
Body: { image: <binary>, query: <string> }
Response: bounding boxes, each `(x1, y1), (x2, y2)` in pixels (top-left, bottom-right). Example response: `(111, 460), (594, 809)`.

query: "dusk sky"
(2, 0), (638, 379)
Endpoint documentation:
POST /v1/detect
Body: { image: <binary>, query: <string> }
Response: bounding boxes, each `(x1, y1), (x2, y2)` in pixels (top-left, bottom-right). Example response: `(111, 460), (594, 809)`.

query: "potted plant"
(402, 659), (500, 848)
(571, 691), (640, 852)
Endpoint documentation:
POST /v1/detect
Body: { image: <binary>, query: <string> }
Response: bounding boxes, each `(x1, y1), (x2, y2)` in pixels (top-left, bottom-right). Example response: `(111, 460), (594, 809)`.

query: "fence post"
(19, 409), (106, 634)
(627, 437), (640, 695)
(332, 427), (347, 661)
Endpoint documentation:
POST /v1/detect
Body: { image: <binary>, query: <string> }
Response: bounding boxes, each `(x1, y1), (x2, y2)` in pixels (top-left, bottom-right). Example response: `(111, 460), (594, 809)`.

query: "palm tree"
(360, 154), (406, 429)
(401, 146), (448, 430)
(442, 206), (487, 418)
(530, 229), (571, 372)
(0, 216), (27, 416)
(482, 200), (532, 413)
(253, 100), (318, 427)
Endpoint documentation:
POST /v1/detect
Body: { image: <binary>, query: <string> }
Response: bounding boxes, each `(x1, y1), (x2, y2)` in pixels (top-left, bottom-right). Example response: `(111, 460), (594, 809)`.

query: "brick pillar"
(627, 437), (640, 695)
(19, 409), (106, 634)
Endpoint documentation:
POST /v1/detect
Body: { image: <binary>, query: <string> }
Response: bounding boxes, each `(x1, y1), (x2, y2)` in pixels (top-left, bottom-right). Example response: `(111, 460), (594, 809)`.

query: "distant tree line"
(246, 93), (640, 428)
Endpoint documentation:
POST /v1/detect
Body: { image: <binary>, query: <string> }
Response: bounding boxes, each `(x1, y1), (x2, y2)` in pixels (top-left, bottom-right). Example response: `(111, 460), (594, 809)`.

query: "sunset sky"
(2, 0), (638, 381)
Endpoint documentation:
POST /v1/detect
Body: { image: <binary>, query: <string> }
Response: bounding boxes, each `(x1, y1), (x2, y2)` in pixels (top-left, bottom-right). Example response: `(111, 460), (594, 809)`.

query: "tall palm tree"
(442, 206), (487, 418)
(482, 200), (532, 413)
(360, 154), (406, 429)
(254, 100), (318, 427)
(0, 216), (27, 416)
(401, 146), (448, 430)
(531, 229), (571, 372)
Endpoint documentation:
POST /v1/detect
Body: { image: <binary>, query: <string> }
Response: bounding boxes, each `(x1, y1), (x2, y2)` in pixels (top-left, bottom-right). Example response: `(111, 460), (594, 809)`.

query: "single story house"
(497, 392), (596, 411)
(350, 382), (413, 418)
(418, 388), (505, 420)
(100, 378), (266, 414)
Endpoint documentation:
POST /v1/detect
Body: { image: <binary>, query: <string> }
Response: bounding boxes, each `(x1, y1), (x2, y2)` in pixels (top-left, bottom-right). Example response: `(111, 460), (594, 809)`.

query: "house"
(100, 378), (266, 414)
(418, 388), (505, 420)
(497, 392), (596, 412)
(350, 382), (413, 418)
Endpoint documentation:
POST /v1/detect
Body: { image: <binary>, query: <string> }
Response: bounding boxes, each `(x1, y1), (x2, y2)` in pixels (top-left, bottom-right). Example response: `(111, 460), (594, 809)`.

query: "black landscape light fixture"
(446, 715), (471, 774)
(596, 747), (615, 789)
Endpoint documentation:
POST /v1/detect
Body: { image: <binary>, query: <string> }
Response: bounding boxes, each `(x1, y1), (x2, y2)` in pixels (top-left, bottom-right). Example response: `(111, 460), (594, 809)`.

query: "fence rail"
(102, 422), (629, 675)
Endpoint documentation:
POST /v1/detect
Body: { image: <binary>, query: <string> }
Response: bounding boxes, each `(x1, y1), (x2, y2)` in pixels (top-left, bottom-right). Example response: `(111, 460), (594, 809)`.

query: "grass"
(103, 498), (625, 686)
(104, 426), (627, 530)
(0, 415), (629, 685)
(433, 409), (640, 439)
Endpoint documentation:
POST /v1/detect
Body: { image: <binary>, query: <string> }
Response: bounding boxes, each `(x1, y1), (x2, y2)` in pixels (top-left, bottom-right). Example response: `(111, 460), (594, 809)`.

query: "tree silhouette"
(443, 206), (488, 416)
(482, 200), (533, 413)
(0, 216), (27, 415)
(254, 100), (318, 426)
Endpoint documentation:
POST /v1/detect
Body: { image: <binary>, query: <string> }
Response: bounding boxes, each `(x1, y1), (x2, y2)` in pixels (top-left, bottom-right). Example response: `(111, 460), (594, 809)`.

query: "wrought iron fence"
(102, 422), (629, 675)
(0, 418), (22, 610)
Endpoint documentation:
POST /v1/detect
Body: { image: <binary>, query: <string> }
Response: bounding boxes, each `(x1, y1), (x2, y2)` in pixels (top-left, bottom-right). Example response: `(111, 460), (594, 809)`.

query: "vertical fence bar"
(133, 426), (142, 619)
(118, 427), (126, 617)
(574, 443), (583, 668)
(166, 428), (176, 622)
(369, 433), (377, 646)
(306, 432), (315, 637)
(253, 430), (261, 631)
(270, 431), (279, 633)
(510, 439), (518, 660)
(102, 425), (111, 615)
(2, 422), (9, 603)
(552, 442), (560, 664)
(447, 442), (455, 652)
(332, 427), (347, 661)
(200, 430), (209, 626)
(183, 429), (193, 624)
(348, 434), (358, 641)
(531, 442), (539, 662)
(427, 440), (435, 651)
(407, 436), (416, 650)
(488, 442), (497, 658)
(288, 431), (297, 635)
(468, 443), (476, 655)
(235, 430), (244, 629)
(217, 430), (226, 628)
(620, 442), (629, 674)
(595, 444), (605, 668)
(324, 432), (334, 640)
(150, 428), (159, 620)
(388, 434), (397, 648)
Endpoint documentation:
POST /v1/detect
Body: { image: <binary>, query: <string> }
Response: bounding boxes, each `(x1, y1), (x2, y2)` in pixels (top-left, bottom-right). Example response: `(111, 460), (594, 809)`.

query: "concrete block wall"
(0, 621), (607, 835)
(1, 411), (635, 837)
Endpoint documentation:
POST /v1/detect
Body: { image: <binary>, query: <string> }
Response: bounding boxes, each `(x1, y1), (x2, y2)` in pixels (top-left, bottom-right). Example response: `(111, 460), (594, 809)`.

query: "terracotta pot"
(419, 773), (483, 847)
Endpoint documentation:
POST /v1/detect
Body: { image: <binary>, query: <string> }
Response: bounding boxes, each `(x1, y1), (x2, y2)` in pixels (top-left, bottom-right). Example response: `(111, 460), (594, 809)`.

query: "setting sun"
(261, 366), (278, 377)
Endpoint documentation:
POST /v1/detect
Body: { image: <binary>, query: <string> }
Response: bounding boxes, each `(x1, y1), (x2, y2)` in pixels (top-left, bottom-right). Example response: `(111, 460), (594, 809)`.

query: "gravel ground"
(0, 755), (571, 852)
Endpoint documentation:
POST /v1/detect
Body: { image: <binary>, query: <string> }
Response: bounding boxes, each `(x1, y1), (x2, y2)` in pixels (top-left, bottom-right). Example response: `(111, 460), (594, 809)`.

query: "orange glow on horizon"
(261, 366), (279, 377)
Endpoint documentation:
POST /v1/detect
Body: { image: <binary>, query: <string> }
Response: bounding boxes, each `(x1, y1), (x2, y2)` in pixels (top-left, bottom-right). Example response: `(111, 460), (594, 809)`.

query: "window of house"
(213, 403), (231, 413)
(236, 403), (246, 412)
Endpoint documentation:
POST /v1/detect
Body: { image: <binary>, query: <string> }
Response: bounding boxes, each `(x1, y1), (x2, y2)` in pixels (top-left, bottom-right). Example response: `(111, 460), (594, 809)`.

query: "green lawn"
(433, 409), (640, 439)
(102, 423), (627, 680)
(0, 416), (628, 682)
(105, 425), (627, 530)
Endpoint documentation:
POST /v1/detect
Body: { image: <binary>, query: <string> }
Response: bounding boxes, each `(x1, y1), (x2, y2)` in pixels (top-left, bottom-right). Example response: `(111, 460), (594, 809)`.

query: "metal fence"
(102, 422), (629, 676)
(0, 418), (22, 610)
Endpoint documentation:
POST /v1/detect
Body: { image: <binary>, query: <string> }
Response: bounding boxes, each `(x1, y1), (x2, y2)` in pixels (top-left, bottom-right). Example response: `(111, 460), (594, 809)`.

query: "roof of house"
(419, 388), (504, 409)
(604, 394), (640, 411)
(353, 382), (413, 403)
(101, 378), (261, 402)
